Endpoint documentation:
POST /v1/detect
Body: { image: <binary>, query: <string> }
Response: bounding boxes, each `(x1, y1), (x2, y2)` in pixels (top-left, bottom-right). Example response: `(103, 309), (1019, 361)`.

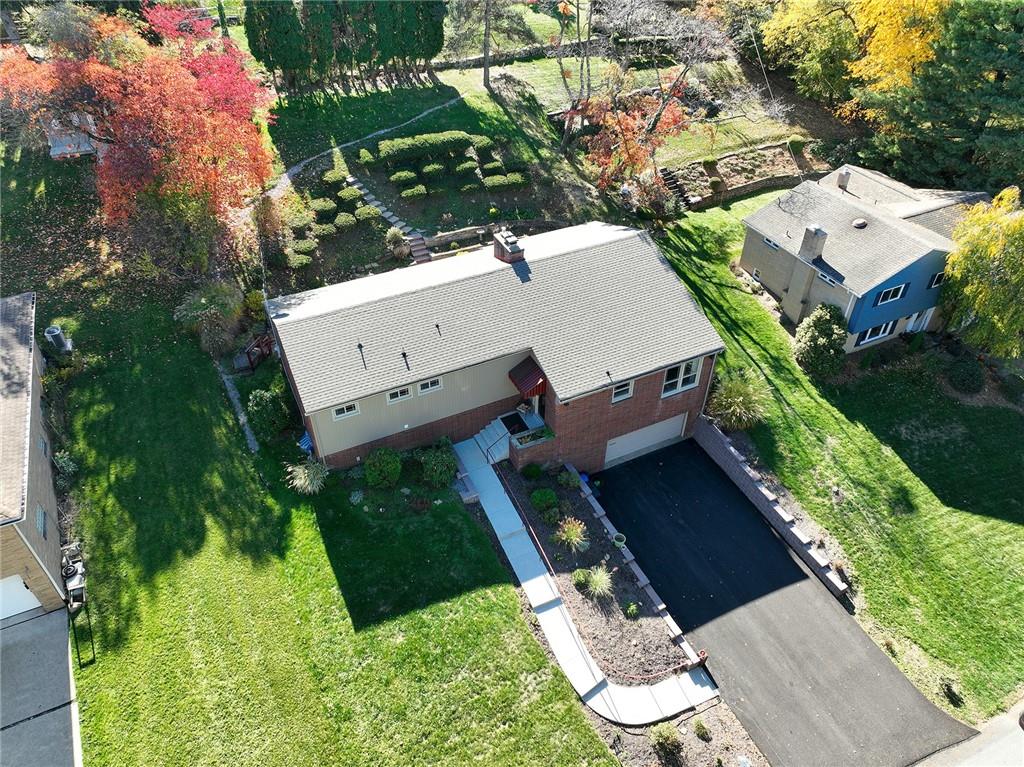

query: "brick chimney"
(798, 224), (827, 260)
(493, 230), (524, 263)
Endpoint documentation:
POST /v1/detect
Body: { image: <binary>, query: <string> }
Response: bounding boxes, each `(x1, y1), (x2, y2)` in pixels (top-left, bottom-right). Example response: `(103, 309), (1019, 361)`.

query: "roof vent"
(852, 218), (867, 229)
(493, 230), (524, 263)
(837, 168), (852, 191)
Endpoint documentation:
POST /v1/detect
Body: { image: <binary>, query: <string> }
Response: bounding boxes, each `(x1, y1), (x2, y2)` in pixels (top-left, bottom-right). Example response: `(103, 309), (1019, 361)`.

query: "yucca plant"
(708, 367), (770, 431)
(585, 565), (613, 599)
(553, 516), (588, 553)
(285, 458), (329, 495)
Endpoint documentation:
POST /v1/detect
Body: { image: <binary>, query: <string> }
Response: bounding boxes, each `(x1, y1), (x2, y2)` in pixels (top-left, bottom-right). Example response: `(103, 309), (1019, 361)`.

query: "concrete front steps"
(452, 437), (719, 726)
(473, 418), (512, 464)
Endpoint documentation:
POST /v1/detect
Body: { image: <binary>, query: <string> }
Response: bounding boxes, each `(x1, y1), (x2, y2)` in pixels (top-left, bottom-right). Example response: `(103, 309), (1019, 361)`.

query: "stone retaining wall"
(688, 171), (828, 210)
(692, 417), (849, 598)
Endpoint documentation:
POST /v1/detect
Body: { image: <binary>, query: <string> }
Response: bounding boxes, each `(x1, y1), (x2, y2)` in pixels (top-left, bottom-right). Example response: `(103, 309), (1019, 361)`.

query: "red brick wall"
(508, 434), (558, 471)
(321, 393), (520, 468)
(547, 354), (717, 473)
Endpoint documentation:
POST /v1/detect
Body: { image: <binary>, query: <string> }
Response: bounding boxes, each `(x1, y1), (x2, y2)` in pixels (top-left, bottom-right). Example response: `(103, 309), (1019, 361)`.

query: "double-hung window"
(418, 377), (442, 395)
(662, 358), (702, 397)
(333, 402), (360, 420)
(875, 284), (907, 305)
(36, 505), (47, 540)
(611, 380), (634, 403)
(856, 320), (897, 346)
(387, 386), (411, 404)
(928, 272), (945, 289)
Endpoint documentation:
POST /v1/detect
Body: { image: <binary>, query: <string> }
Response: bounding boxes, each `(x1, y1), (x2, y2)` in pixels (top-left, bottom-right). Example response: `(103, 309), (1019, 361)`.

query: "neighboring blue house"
(739, 165), (988, 352)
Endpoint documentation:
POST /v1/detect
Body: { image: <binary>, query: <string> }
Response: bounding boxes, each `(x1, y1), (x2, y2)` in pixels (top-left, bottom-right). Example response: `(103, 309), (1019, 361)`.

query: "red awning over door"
(509, 356), (547, 398)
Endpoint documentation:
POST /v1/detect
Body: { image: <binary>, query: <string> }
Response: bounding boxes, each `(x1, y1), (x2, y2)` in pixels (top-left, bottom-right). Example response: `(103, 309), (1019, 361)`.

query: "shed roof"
(268, 222), (723, 414)
(1, 292), (36, 524)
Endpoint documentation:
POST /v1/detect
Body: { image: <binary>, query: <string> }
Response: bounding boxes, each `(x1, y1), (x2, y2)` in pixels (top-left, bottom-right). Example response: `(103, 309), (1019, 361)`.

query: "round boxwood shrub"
(309, 198), (337, 220)
(335, 211), (357, 230)
(460, 182), (480, 192)
(357, 147), (375, 165)
(482, 172), (528, 190)
(286, 250), (312, 269)
(482, 160), (504, 174)
(354, 205), (383, 222)
(794, 303), (847, 379)
(246, 387), (289, 442)
(400, 184), (427, 199)
(311, 222), (337, 238)
(322, 168), (346, 186)
(285, 209), (314, 233)
(946, 358), (985, 393)
(389, 169), (418, 185)
(708, 176), (726, 192)
(787, 134), (807, 153)
(470, 134), (494, 152)
(530, 488), (558, 512)
(365, 447), (402, 488)
(455, 160), (478, 175)
(421, 162), (444, 179)
(337, 186), (363, 208)
(701, 155), (718, 170)
(291, 238), (317, 255)
(415, 441), (458, 488)
(521, 463), (543, 480)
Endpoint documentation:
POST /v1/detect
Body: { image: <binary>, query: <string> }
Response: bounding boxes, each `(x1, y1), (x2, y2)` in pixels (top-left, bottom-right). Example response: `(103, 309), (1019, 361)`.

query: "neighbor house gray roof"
(268, 223), (724, 414)
(743, 165), (986, 296)
(1, 292), (36, 524)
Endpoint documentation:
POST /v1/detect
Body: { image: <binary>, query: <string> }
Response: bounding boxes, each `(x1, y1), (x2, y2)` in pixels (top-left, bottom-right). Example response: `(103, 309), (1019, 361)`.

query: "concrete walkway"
(216, 363), (259, 453)
(919, 698), (1023, 767)
(453, 438), (718, 726)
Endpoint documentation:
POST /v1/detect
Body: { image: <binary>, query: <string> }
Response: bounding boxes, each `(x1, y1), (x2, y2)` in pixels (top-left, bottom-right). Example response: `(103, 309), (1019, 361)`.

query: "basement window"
(333, 402), (360, 421)
(611, 380), (634, 403)
(856, 320), (897, 346)
(387, 387), (411, 404)
(418, 377), (443, 395)
(662, 358), (702, 397)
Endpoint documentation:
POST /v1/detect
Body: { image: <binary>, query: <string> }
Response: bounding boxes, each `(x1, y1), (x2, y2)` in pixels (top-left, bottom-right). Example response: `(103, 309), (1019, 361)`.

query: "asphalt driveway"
(596, 441), (975, 767)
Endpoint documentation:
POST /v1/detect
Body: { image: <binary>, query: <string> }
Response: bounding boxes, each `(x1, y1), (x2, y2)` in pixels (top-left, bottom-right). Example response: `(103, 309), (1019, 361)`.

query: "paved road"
(920, 697), (1023, 767)
(596, 441), (975, 767)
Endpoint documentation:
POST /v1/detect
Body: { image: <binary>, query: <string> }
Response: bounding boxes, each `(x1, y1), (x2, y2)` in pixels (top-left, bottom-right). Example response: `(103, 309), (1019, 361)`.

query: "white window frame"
(611, 380), (634, 403)
(36, 504), (47, 540)
(763, 237), (780, 250)
(386, 386), (412, 404)
(857, 320), (898, 346)
(332, 402), (360, 421)
(39, 437), (48, 457)
(928, 271), (945, 289)
(876, 284), (907, 305)
(817, 271), (838, 287)
(417, 377), (443, 396)
(662, 358), (702, 398)
(751, 268), (761, 282)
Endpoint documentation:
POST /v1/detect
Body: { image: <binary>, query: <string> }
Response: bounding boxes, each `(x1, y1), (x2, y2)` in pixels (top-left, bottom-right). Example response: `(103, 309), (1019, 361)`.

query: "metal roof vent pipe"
(44, 324), (73, 353)
(837, 168), (852, 192)
(799, 225), (828, 260)
(493, 230), (525, 263)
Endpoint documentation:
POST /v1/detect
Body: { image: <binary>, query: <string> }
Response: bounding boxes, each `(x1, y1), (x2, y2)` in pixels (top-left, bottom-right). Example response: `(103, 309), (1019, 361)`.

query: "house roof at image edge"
(1, 292), (36, 524)
(268, 222), (724, 414)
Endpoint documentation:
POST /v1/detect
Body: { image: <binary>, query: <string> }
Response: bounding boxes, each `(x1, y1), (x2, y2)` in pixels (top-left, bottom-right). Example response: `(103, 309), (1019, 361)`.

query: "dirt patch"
(496, 462), (688, 682)
(672, 142), (831, 198)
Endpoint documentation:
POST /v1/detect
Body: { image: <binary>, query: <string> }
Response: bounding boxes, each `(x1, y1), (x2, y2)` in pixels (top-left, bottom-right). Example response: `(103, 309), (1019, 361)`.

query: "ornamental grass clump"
(285, 458), (329, 495)
(708, 368), (770, 431)
(585, 564), (613, 599)
(553, 516), (588, 553)
(572, 568), (590, 590)
(649, 722), (681, 756)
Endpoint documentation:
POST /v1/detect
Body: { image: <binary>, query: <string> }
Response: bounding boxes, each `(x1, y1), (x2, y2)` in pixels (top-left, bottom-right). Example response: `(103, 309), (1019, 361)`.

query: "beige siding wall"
(310, 350), (532, 456)
(739, 230), (795, 299)
(804, 275), (854, 322)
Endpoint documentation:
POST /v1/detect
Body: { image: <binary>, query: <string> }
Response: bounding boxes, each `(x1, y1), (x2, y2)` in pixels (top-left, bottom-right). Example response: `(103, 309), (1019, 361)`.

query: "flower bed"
(496, 462), (689, 682)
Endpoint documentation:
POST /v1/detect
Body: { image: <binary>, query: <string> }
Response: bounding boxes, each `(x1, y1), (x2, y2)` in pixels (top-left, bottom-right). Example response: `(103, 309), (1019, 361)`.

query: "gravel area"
(496, 462), (689, 683)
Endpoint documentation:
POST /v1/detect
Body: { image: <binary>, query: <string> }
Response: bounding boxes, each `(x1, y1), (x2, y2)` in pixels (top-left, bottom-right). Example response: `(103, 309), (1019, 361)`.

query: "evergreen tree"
(866, 1), (1024, 191)
(414, 1), (446, 65)
(243, 0), (273, 71)
(266, 0), (310, 88)
(304, 0), (339, 87)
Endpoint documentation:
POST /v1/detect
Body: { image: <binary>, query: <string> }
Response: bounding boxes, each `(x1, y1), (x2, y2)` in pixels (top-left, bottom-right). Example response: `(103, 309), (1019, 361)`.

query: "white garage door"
(604, 413), (687, 469)
(0, 574), (43, 620)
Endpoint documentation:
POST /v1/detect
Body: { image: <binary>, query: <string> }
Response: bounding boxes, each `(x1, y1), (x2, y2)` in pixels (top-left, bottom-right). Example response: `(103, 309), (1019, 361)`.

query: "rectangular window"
(418, 377), (442, 395)
(928, 272), (945, 289)
(856, 320), (898, 346)
(817, 271), (837, 287)
(611, 380), (634, 403)
(662, 358), (702, 397)
(39, 437), (48, 457)
(386, 387), (411, 404)
(332, 402), (360, 421)
(35, 505), (47, 540)
(875, 283), (907, 305)
(763, 237), (780, 250)
(751, 268), (762, 282)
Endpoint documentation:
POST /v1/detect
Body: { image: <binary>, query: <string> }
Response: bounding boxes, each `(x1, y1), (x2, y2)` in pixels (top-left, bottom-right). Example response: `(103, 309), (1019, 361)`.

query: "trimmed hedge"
(311, 222), (337, 238)
(286, 250), (312, 269)
(376, 130), (473, 164)
(337, 186), (362, 209)
(455, 160), (478, 175)
(309, 197), (337, 219)
(482, 160), (504, 174)
(291, 238), (317, 254)
(334, 211), (357, 230)
(285, 210), (314, 232)
(482, 172), (527, 190)
(389, 169), (418, 185)
(358, 147), (375, 164)
(470, 134), (494, 152)
(787, 134), (806, 153)
(322, 168), (346, 185)
(421, 162), (444, 179)
(354, 205), (383, 222)
(459, 182), (479, 192)
(400, 184), (427, 199)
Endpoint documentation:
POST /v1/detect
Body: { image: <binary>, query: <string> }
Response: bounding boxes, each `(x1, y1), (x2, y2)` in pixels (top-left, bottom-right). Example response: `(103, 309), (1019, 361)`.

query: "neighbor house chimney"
(799, 224), (827, 260)
(837, 168), (851, 192)
(493, 230), (524, 263)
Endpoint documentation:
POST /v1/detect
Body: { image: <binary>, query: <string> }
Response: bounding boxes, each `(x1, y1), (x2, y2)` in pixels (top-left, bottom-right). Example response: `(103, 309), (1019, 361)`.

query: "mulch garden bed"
(495, 461), (689, 683)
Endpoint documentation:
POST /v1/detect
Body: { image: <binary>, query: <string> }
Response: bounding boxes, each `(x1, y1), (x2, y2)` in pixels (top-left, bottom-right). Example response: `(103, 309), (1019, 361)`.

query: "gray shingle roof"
(268, 223), (724, 414)
(1, 292), (36, 524)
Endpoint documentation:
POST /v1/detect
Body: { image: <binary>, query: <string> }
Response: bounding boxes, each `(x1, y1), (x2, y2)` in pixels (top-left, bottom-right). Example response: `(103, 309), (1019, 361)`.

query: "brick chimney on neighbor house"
(493, 230), (525, 263)
(798, 224), (827, 261)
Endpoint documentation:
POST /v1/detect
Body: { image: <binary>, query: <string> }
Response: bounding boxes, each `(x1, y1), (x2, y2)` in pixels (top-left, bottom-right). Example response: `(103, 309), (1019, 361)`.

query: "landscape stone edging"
(564, 463), (705, 669)
(687, 170), (829, 210)
(691, 417), (849, 598)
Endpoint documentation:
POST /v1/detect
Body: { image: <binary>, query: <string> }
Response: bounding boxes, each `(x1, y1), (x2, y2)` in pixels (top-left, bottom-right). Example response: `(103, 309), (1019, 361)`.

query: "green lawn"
(2, 143), (614, 765)
(662, 192), (1024, 720)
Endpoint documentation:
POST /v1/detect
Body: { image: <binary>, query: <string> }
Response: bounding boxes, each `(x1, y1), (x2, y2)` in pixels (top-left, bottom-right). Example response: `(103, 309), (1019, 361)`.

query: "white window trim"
(332, 402), (360, 421)
(417, 377), (443, 396)
(662, 357), (703, 398)
(611, 380), (634, 403)
(386, 386), (411, 405)
(35, 505), (47, 540)
(876, 284), (906, 305)
(763, 237), (780, 250)
(857, 320), (898, 346)
(751, 268), (762, 282)
(928, 271), (945, 289)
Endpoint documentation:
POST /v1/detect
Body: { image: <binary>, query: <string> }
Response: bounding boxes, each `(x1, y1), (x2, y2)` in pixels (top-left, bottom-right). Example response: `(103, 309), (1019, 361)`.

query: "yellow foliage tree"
(849, 0), (949, 91)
